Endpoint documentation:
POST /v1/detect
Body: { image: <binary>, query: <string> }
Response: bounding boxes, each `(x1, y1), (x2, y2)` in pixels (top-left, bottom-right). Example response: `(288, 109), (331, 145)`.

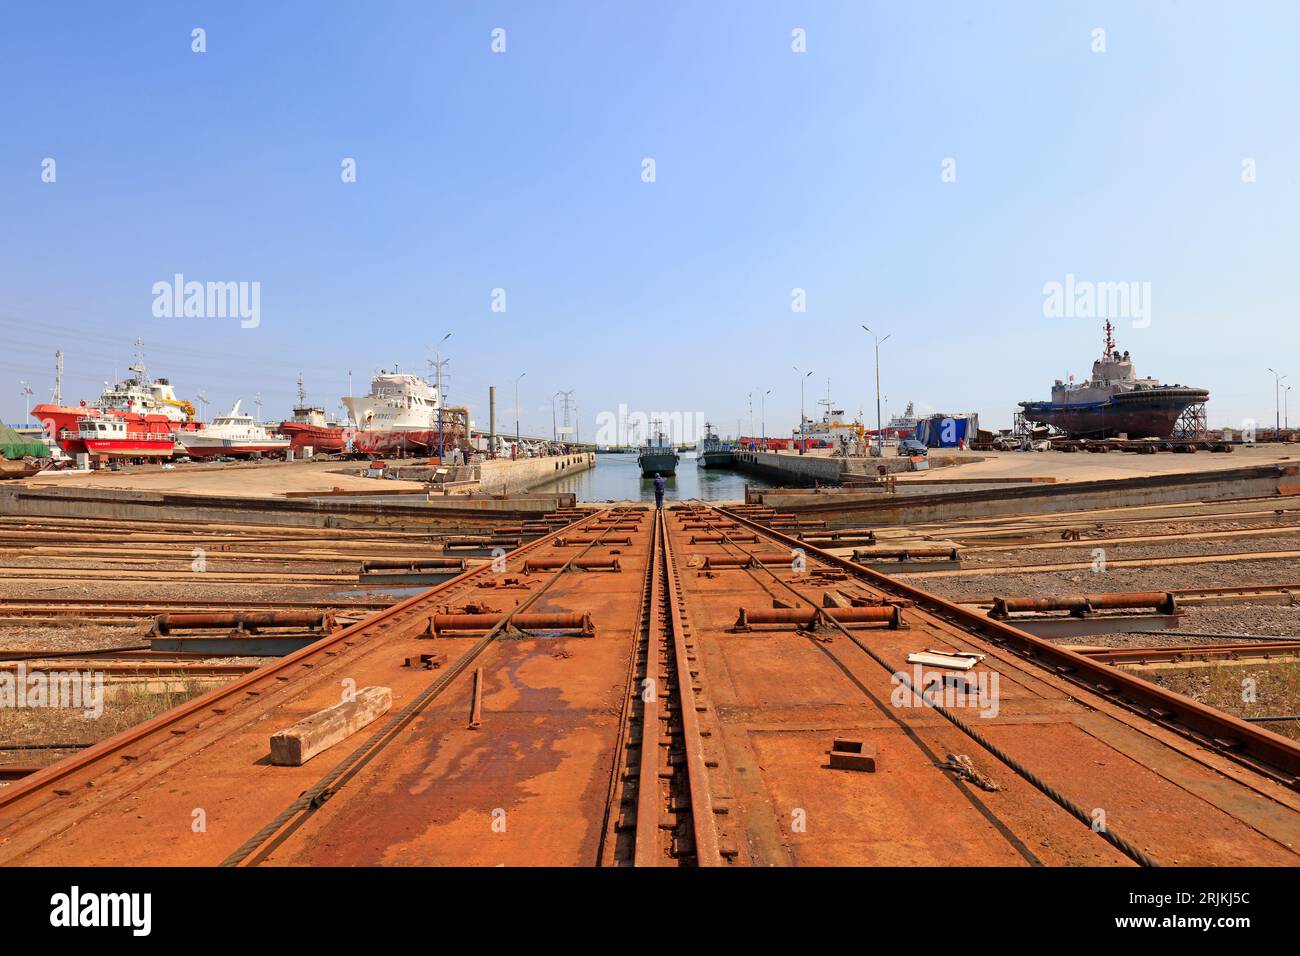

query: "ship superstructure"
(342, 371), (440, 432)
(637, 421), (680, 476)
(697, 422), (734, 468)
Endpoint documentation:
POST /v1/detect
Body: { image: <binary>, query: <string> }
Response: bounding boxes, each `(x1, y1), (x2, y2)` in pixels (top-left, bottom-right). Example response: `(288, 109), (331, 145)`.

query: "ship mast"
(129, 338), (147, 384)
(1103, 318), (1116, 357)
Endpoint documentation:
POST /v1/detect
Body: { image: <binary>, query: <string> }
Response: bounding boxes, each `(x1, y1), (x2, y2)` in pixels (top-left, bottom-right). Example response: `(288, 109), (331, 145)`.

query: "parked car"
(898, 439), (928, 456)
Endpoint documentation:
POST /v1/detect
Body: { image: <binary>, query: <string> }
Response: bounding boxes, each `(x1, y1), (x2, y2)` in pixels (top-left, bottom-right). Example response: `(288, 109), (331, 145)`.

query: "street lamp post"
(514, 372), (526, 458)
(862, 325), (891, 455)
(1286, 384), (1292, 432)
(1268, 368), (1287, 438)
(748, 391), (754, 444)
(760, 389), (771, 450)
(794, 367), (812, 454)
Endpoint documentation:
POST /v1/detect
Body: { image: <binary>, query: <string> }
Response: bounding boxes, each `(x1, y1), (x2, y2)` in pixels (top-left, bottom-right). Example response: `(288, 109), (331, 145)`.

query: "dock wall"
(0, 484), (578, 531)
(478, 453), (594, 495)
(742, 463), (1299, 529)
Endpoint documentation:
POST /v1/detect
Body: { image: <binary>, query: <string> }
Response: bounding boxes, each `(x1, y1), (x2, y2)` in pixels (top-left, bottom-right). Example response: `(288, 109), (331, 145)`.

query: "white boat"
(178, 401), (290, 459)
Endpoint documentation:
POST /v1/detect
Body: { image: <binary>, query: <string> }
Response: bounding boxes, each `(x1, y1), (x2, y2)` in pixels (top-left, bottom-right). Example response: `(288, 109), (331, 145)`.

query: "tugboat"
(637, 422), (679, 476)
(1019, 321), (1209, 439)
(697, 422), (733, 468)
(277, 375), (347, 454)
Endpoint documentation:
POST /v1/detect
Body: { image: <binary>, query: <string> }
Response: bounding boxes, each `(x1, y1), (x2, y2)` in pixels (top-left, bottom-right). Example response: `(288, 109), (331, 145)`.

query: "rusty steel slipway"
(1, 503), (1300, 867)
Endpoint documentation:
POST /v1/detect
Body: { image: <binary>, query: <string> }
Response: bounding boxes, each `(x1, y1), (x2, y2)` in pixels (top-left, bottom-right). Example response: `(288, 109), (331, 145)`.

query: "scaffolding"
(1172, 402), (1208, 439)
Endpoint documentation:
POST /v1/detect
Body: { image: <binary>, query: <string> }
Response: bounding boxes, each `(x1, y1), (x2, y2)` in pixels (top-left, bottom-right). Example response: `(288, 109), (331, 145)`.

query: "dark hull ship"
(1019, 322), (1208, 439)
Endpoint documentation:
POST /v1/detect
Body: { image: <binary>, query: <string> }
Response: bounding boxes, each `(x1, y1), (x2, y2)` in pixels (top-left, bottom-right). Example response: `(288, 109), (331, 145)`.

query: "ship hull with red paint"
(81, 437), (176, 458)
(277, 422), (348, 454)
(352, 426), (466, 457)
(179, 440), (290, 459)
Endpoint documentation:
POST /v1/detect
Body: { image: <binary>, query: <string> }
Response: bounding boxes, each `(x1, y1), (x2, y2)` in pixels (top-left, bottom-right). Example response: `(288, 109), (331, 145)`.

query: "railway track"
(0, 508), (648, 864)
(3, 503), (1300, 866)
(600, 510), (727, 865)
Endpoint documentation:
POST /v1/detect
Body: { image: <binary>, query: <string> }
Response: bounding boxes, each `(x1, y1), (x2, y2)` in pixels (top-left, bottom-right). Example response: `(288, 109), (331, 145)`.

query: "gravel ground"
(899, 559), (1300, 602)
(0, 579), (403, 770)
(1146, 663), (1300, 743)
(955, 513), (1300, 547)
(959, 532), (1300, 568)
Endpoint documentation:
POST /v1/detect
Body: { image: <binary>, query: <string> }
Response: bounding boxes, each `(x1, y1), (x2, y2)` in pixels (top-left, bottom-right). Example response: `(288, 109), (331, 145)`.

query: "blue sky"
(2, 1), (1298, 435)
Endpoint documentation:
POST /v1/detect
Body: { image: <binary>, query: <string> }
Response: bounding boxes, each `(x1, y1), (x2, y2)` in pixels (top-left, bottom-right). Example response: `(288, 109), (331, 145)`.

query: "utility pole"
(862, 325), (891, 455)
(748, 391), (753, 442)
(1268, 367), (1287, 438)
(432, 332), (451, 463)
(793, 367), (812, 454)
(20, 381), (33, 424)
(554, 389), (575, 447)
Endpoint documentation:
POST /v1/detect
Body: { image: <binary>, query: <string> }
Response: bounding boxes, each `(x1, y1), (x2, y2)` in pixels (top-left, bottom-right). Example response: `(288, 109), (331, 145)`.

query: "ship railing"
(80, 429), (175, 443)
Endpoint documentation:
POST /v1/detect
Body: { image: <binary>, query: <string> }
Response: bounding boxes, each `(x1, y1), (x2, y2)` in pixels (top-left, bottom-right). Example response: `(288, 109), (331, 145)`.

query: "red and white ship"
(32, 341), (200, 455)
(76, 415), (177, 458)
(178, 401), (291, 459)
(341, 370), (466, 456)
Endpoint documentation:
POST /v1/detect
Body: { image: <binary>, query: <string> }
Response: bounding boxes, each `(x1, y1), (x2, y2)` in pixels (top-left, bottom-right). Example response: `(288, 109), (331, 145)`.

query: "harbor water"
(536, 452), (775, 503)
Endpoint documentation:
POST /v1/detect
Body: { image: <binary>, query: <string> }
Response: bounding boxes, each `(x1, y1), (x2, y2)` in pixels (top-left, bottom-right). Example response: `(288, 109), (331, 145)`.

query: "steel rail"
(596, 509), (657, 866)
(220, 513), (639, 867)
(632, 510), (668, 865)
(659, 511), (722, 865)
(0, 510), (598, 815)
(683, 505), (1161, 867)
(716, 506), (1300, 789)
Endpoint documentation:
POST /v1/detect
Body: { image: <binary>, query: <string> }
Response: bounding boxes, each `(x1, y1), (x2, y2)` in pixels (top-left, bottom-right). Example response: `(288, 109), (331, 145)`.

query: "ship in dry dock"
(31, 341), (201, 455)
(1019, 320), (1209, 439)
(342, 369), (468, 456)
(277, 375), (348, 454)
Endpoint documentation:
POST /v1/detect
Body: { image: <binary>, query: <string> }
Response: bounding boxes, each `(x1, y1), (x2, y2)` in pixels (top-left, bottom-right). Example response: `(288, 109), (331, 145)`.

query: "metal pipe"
(853, 548), (960, 561)
(733, 606), (901, 629)
(523, 557), (621, 572)
(425, 611), (593, 635)
(152, 611), (335, 634)
(991, 592), (1177, 618)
